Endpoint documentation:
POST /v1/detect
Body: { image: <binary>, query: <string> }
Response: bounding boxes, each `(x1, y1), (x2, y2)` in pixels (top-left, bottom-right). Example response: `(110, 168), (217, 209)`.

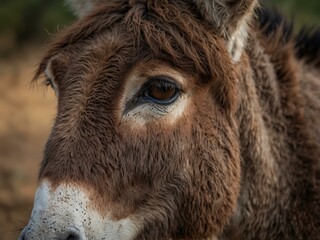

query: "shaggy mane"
(296, 28), (320, 67)
(258, 7), (320, 68)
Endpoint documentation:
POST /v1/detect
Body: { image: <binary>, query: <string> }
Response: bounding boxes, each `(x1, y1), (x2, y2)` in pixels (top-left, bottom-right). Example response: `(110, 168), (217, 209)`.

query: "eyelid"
(124, 76), (181, 114)
(143, 76), (182, 91)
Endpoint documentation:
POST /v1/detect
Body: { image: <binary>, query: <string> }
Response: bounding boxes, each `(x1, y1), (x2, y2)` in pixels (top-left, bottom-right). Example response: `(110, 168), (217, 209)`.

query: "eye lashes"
(44, 76), (54, 88)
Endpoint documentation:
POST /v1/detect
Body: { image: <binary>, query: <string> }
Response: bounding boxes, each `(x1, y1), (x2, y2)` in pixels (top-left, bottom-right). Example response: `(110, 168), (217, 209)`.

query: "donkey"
(20, 0), (320, 239)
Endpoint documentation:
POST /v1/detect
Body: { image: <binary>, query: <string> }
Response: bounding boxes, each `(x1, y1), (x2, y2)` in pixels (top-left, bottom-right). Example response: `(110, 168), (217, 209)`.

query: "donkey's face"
(21, 0), (257, 239)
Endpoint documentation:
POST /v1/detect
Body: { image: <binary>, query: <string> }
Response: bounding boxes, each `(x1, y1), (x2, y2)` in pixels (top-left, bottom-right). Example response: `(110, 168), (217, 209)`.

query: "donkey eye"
(45, 77), (54, 89)
(44, 75), (58, 97)
(143, 78), (179, 104)
(148, 82), (176, 100)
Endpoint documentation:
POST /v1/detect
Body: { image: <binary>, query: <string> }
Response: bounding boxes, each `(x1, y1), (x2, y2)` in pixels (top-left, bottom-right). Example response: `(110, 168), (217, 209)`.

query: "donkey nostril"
(66, 234), (78, 240)
(18, 227), (28, 240)
(19, 233), (26, 240)
(65, 227), (83, 240)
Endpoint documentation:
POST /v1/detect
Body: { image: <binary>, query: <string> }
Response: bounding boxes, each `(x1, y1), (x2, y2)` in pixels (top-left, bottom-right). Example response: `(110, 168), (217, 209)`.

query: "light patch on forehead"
(120, 63), (191, 126)
(21, 180), (140, 240)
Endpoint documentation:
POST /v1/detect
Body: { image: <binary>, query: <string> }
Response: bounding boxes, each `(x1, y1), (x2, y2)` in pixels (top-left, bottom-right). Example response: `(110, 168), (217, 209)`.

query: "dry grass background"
(0, 48), (56, 239)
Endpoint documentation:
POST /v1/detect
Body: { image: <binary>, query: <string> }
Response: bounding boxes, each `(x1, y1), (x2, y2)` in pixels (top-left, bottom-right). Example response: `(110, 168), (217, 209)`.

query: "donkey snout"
(21, 181), (140, 240)
(19, 226), (85, 240)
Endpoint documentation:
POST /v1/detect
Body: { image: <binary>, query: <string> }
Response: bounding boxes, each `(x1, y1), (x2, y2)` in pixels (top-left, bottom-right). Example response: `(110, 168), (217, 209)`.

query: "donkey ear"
(193, 0), (258, 61)
(66, 0), (101, 17)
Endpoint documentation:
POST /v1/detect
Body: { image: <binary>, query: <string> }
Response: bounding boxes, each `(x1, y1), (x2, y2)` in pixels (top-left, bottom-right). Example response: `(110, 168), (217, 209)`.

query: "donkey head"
(20, 0), (257, 239)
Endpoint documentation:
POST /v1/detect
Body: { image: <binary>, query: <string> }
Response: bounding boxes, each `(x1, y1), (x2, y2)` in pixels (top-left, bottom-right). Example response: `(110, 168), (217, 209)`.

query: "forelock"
(35, 0), (231, 85)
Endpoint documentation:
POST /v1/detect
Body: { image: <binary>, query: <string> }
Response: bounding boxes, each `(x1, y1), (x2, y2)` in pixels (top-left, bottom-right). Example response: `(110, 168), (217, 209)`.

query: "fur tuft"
(193, 0), (258, 62)
(295, 28), (320, 67)
(258, 7), (320, 67)
(66, 0), (100, 17)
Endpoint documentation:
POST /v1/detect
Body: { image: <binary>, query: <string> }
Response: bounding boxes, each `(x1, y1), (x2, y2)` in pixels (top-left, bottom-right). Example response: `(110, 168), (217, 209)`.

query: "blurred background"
(0, 0), (319, 239)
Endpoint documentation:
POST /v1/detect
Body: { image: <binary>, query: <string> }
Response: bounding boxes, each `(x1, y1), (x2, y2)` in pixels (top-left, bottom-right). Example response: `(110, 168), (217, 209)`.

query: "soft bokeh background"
(0, 0), (319, 239)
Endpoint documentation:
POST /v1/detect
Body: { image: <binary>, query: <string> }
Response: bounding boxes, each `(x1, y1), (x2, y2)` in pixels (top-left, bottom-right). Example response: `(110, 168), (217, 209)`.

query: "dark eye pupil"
(148, 82), (176, 100)
(45, 77), (54, 89)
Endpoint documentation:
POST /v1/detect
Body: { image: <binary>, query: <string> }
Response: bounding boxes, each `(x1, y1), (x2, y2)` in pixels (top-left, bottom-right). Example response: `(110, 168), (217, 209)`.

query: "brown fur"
(30, 0), (320, 239)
